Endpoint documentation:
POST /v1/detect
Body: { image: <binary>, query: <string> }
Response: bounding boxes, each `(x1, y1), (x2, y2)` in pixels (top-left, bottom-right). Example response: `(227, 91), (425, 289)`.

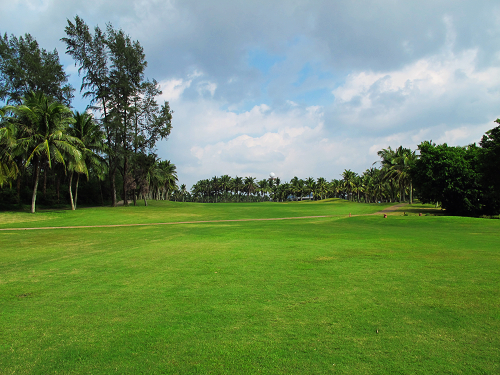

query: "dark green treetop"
(0, 33), (73, 105)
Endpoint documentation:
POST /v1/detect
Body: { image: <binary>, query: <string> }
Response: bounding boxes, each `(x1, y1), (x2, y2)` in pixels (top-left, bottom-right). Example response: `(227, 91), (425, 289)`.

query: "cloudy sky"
(2, 0), (500, 187)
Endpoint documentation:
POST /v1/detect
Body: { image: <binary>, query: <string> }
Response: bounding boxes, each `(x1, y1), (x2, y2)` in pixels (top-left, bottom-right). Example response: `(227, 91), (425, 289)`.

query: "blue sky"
(2, 0), (500, 188)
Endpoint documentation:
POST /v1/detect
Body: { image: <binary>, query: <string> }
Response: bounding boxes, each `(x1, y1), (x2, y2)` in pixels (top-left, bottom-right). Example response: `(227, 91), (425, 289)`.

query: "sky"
(2, 0), (500, 188)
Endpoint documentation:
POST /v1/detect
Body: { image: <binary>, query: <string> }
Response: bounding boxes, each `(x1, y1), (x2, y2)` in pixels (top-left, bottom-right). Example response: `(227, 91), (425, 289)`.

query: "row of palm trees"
(133, 157), (178, 205)
(0, 92), (179, 211)
(187, 146), (417, 203)
(0, 92), (96, 212)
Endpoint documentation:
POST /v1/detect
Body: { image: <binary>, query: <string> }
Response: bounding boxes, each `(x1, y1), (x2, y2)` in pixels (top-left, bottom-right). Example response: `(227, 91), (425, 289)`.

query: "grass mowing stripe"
(0, 215), (331, 231)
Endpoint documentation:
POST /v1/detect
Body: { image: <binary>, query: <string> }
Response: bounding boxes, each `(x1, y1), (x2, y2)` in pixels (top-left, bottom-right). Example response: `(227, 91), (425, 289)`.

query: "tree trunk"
(123, 155), (129, 206)
(43, 168), (47, 196)
(111, 168), (117, 207)
(69, 172), (75, 211)
(31, 161), (40, 214)
(99, 181), (104, 206)
(74, 174), (80, 210)
(56, 176), (60, 203)
(16, 176), (21, 202)
(409, 182), (413, 204)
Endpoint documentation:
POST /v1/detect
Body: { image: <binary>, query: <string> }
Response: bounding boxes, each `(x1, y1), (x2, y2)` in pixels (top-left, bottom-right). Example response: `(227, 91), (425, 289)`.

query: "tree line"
(0, 16), (176, 212)
(187, 125), (500, 217)
(188, 146), (416, 204)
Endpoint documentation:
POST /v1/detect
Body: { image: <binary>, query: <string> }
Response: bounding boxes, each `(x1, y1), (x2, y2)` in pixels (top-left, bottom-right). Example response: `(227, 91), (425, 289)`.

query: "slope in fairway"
(0, 202), (499, 374)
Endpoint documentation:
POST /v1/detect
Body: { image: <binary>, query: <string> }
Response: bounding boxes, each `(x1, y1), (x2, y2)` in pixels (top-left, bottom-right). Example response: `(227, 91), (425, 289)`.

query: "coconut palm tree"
(219, 174), (231, 202)
(211, 176), (220, 203)
(257, 178), (268, 201)
(316, 177), (327, 200)
(0, 108), (20, 187)
(243, 176), (256, 201)
(342, 169), (357, 201)
(376, 146), (417, 203)
(329, 179), (341, 199)
(158, 160), (177, 200)
(376, 146), (398, 202)
(180, 183), (187, 202)
(290, 176), (305, 201)
(132, 152), (157, 206)
(232, 176), (243, 202)
(353, 174), (363, 202)
(277, 182), (292, 202)
(7, 91), (82, 213)
(68, 111), (107, 209)
(305, 177), (315, 200)
(391, 146), (417, 203)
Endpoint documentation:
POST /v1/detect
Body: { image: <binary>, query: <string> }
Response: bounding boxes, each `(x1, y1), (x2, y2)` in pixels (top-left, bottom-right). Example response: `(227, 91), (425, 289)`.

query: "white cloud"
(197, 81), (217, 96)
(333, 48), (482, 105)
(331, 44), (500, 136)
(159, 78), (192, 101)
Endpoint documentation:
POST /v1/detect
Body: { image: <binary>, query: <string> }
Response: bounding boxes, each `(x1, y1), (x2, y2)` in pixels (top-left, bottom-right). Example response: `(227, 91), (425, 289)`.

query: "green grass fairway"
(1, 201), (499, 374)
(0, 199), (393, 229)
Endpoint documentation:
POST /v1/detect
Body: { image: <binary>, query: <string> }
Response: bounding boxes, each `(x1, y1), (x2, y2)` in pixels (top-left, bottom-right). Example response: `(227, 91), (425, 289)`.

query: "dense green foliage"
(411, 142), (483, 216)
(0, 22), (175, 211)
(411, 123), (500, 216)
(1, 201), (499, 373)
(0, 33), (73, 105)
(3, 92), (83, 213)
(62, 16), (173, 207)
(479, 121), (500, 214)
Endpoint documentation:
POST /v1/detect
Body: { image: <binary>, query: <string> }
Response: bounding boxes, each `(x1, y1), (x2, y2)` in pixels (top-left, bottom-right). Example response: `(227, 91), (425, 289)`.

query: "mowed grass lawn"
(0, 201), (499, 374)
(0, 199), (394, 229)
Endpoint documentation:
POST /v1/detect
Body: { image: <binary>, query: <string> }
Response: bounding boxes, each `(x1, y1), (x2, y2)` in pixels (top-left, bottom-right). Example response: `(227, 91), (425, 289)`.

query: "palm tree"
(257, 178), (268, 201)
(305, 177), (315, 200)
(268, 177), (275, 196)
(243, 176), (256, 201)
(190, 181), (200, 202)
(219, 174), (231, 202)
(353, 174), (363, 202)
(329, 179), (341, 199)
(211, 176), (219, 203)
(0, 108), (20, 187)
(180, 183), (187, 202)
(277, 182), (292, 202)
(132, 152), (157, 206)
(232, 176), (243, 202)
(316, 177), (327, 200)
(270, 177), (281, 201)
(158, 160), (177, 200)
(391, 146), (417, 204)
(376, 146), (417, 203)
(361, 168), (378, 203)
(290, 176), (304, 201)
(376, 147), (398, 202)
(68, 111), (107, 210)
(8, 92), (82, 213)
(342, 169), (357, 201)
